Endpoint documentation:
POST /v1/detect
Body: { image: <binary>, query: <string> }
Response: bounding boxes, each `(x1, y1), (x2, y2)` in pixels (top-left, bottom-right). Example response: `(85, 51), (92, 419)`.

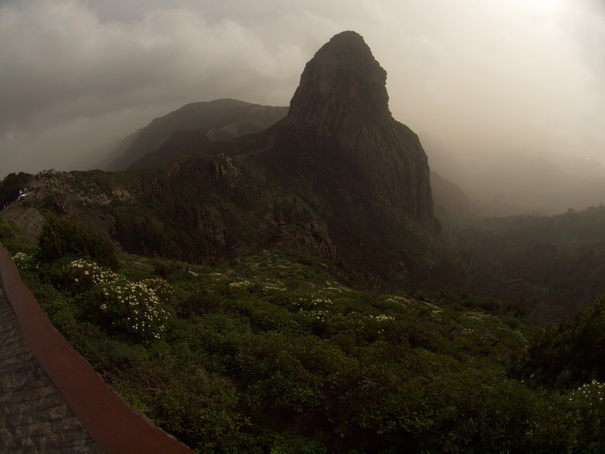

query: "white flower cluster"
(287, 296), (336, 322)
(69, 258), (117, 286)
(324, 281), (345, 293)
(142, 278), (173, 301)
(13, 251), (31, 261)
(68, 258), (171, 340)
(306, 309), (331, 321)
(429, 308), (443, 320)
(97, 280), (170, 339)
(290, 295), (333, 313)
(465, 312), (490, 321)
(367, 314), (396, 322)
(12, 252), (35, 270)
(228, 279), (253, 289)
(263, 282), (286, 291)
(384, 295), (413, 307)
(312, 297), (333, 305)
(569, 380), (605, 406)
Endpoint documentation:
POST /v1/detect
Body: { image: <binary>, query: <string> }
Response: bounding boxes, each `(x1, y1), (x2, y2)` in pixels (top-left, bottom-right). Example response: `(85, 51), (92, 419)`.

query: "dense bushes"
(458, 207), (605, 325)
(18, 254), (173, 343)
(19, 215), (170, 342)
(12, 242), (605, 453)
(527, 296), (605, 386)
(37, 215), (119, 269)
(0, 171), (33, 207)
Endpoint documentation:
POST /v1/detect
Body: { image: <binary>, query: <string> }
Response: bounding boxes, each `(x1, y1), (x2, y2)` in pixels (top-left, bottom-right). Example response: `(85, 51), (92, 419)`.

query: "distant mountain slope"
(107, 99), (288, 170)
(430, 171), (475, 229)
(91, 130), (139, 170)
(457, 205), (605, 323)
(425, 138), (605, 215)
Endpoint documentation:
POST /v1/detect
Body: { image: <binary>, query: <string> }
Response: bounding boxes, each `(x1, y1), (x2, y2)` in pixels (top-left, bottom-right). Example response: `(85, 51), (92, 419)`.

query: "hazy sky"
(1, 0), (604, 178)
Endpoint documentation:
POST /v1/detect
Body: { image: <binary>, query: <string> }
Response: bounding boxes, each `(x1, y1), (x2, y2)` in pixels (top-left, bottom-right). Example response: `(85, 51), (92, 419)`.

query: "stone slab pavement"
(0, 289), (103, 453)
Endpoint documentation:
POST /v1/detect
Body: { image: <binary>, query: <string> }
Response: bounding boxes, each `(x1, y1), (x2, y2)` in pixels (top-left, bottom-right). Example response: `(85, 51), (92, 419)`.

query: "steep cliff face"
(281, 31), (434, 228)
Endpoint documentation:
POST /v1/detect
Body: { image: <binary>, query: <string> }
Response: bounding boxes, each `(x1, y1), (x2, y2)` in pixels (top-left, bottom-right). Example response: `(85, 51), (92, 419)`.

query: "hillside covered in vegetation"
(457, 205), (605, 324)
(2, 215), (605, 453)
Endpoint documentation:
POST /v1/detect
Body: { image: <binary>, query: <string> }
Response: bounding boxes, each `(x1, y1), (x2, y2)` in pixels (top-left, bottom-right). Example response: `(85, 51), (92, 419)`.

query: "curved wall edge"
(0, 245), (194, 454)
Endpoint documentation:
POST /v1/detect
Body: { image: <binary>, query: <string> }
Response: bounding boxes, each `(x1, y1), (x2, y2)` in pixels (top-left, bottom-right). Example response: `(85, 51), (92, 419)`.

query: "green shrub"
(0, 218), (16, 240)
(57, 257), (117, 292)
(12, 251), (35, 272)
(92, 279), (172, 341)
(0, 171), (32, 206)
(54, 258), (172, 342)
(566, 380), (605, 452)
(0, 219), (35, 253)
(37, 215), (119, 269)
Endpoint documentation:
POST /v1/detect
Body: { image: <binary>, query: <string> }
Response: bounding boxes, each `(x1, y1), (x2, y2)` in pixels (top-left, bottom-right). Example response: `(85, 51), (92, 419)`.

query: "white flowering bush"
(367, 314), (396, 322)
(567, 379), (605, 450)
(65, 258), (172, 341)
(13, 252), (35, 271)
(383, 295), (413, 307)
(65, 258), (118, 291)
(141, 278), (174, 304)
(568, 380), (605, 411)
(228, 279), (253, 290)
(93, 280), (171, 341)
(290, 295), (333, 312)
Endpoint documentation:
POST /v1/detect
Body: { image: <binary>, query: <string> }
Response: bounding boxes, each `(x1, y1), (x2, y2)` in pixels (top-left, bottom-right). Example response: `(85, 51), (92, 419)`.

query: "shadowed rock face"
(283, 31), (434, 228)
(287, 31), (390, 131)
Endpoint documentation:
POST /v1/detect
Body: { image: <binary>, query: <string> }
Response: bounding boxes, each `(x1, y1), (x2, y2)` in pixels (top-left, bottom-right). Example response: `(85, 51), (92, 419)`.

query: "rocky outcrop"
(281, 31), (434, 228)
(430, 171), (475, 229)
(0, 169), (136, 237)
(264, 220), (336, 260)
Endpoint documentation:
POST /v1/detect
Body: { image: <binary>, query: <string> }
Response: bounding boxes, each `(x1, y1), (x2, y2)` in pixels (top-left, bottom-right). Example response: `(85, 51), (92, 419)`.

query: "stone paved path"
(0, 290), (103, 453)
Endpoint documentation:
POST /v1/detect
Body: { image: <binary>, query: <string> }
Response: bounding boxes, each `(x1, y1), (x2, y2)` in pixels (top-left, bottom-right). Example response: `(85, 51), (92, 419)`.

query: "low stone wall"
(0, 244), (195, 454)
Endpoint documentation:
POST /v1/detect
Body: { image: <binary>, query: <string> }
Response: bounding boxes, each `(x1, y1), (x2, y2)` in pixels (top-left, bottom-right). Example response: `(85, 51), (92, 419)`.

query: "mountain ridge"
(106, 98), (288, 171)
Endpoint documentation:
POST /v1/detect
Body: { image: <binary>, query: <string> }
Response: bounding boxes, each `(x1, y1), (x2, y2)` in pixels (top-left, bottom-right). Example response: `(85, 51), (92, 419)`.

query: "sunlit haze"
(1, 0), (604, 212)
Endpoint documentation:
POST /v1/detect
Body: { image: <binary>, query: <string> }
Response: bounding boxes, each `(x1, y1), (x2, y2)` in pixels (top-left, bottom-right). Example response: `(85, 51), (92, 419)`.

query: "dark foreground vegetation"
(3, 216), (605, 453)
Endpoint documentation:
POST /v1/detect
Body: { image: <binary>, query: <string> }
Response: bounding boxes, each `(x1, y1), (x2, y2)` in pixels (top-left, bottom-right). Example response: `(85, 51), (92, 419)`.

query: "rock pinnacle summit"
(286, 31), (391, 131)
(282, 31), (434, 228)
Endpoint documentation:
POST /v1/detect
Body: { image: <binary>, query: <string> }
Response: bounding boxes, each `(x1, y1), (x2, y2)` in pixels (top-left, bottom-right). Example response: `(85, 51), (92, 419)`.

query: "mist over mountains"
(426, 138), (605, 216)
(93, 101), (605, 218)
(82, 69), (605, 218)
